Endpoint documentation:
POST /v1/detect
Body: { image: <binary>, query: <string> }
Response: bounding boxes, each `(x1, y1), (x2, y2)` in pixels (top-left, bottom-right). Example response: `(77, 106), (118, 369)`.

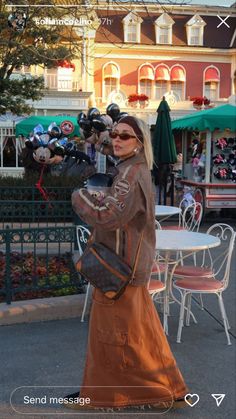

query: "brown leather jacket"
(72, 151), (156, 286)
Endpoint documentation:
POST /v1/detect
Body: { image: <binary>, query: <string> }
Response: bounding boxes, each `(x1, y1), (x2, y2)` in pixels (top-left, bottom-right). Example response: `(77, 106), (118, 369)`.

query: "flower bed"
(0, 252), (84, 303)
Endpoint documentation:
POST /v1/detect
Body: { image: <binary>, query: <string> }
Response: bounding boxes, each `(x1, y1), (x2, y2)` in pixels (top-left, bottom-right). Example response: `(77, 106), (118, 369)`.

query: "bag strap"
(131, 231), (144, 281)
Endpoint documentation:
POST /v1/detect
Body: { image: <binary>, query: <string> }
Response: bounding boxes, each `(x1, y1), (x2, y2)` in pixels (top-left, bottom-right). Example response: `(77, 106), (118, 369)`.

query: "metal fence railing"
(0, 225), (84, 305)
(0, 186), (75, 227)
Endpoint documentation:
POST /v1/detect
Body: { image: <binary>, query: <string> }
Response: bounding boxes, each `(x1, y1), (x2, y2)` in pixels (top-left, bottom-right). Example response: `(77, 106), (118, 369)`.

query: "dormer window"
(123, 11), (143, 43)
(154, 13), (174, 45)
(186, 15), (206, 46)
(127, 23), (138, 42)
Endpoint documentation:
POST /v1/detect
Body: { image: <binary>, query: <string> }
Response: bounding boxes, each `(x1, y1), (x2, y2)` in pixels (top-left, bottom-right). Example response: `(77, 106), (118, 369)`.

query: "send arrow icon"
(211, 394), (225, 407)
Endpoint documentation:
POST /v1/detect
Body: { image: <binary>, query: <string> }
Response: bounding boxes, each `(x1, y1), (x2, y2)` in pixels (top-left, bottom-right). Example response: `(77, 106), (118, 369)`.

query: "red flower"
(139, 94), (149, 101)
(190, 96), (211, 106)
(128, 94), (139, 103)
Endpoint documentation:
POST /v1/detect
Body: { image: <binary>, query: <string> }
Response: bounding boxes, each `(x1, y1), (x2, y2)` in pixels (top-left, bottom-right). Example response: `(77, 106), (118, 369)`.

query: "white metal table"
(155, 230), (221, 334)
(155, 205), (181, 222)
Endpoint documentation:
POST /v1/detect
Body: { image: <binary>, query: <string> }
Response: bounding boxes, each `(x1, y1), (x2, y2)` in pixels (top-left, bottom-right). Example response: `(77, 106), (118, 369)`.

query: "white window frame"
(102, 62), (120, 102)
(203, 66), (220, 100)
(138, 63), (155, 99)
(123, 11), (143, 44)
(170, 81), (184, 101)
(155, 80), (169, 100)
(186, 15), (206, 46)
(154, 13), (174, 45)
(139, 79), (152, 98)
(126, 23), (138, 43)
(104, 77), (118, 99)
(170, 64), (186, 101)
(156, 25), (172, 44)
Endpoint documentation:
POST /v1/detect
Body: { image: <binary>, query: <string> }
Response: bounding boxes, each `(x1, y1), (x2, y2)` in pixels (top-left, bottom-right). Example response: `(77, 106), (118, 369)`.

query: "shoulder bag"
(75, 232), (144, 300)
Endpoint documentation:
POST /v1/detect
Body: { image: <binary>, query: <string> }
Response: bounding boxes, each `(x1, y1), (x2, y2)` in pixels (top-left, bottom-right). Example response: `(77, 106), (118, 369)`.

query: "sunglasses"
(109, 131), (138, 141)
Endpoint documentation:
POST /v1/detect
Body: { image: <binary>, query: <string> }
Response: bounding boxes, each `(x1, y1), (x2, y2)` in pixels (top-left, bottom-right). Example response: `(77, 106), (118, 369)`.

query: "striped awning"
(104, 64), (119, 78)
(170, 66), (185, 82)
(155, 66), (170, 81)
(205, 68), (220, 82)
(139, 65), (154, 80)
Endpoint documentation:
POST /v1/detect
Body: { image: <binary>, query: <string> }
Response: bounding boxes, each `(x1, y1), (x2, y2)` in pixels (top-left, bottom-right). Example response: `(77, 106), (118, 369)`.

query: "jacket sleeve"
(71, 171), (146, 231)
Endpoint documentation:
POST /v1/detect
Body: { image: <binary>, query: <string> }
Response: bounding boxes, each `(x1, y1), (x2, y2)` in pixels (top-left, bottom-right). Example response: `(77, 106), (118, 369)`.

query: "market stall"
(172, 104), (236, 213)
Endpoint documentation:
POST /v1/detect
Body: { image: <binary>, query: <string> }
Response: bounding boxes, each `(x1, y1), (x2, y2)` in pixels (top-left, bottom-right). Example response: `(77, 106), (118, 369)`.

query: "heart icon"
(184, 393), (200, 407)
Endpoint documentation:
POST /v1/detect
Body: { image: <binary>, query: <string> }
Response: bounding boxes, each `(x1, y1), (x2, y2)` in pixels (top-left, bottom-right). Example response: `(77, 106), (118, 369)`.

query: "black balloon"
(87, 107), (100, 121)
(77, 112), (86, 124)
(116, 112), (129, 122)
(106, 103), (120, 122)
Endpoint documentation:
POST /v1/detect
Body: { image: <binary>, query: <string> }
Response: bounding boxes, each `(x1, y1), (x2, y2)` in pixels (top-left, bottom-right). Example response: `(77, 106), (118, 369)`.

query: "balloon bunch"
(77, 103), (128, 156)
(24, 122), (92, 201)
(25, 122), (90, 166)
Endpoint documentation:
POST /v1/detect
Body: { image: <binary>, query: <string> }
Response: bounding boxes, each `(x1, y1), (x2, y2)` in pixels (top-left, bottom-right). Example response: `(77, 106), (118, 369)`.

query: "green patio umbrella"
(15, 115), (80, 137)
(152, 97), (177, 165)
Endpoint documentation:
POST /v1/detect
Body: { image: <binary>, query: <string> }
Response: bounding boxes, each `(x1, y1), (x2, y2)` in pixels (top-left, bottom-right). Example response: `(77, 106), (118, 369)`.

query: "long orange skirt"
(80, 285), (188, 408)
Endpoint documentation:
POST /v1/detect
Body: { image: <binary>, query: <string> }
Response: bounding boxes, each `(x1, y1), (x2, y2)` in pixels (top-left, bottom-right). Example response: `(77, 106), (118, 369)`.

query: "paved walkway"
(0, 223), (235, 419)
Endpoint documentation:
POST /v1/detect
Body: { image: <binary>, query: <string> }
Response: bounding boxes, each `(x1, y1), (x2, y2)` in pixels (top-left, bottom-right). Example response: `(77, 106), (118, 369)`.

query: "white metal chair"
(173, 224), (235, 345)
(162, 201), (203, 232)
(148, 220), (169, 332)
(76, 225), (91, 322)
(148, 259), (168, 333)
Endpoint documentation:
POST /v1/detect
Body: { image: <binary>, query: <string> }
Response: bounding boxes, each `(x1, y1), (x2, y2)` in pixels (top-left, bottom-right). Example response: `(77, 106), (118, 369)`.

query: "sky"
(130, 0), (234, 7)
(172, 0), (233, 6)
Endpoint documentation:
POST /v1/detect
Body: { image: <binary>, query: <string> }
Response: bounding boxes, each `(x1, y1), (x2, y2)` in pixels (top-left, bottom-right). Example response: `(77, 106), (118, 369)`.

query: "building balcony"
(44, 74), (81, 92)
(27, 90), (92, 114)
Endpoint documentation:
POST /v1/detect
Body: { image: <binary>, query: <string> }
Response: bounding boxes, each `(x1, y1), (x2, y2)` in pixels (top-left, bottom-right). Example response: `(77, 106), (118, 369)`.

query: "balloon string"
(35, 164), (52, 208)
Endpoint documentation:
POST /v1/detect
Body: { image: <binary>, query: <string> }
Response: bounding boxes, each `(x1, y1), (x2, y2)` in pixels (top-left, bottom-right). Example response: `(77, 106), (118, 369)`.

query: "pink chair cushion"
(151, 262), (166, 274)
(148, 279), (165, 292)
(174, 277), (223, 291)
(174, 265), (213, 277)
(162, 225), (186, 231)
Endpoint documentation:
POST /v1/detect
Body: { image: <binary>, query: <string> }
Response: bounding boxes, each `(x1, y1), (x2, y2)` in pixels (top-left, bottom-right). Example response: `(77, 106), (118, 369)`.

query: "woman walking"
(71, 116), (188, 410)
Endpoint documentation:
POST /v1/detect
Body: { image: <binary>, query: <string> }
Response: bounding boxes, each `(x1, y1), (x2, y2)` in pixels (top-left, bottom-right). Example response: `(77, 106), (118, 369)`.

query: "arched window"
(139, 64), (154, 98)
(155, 65), (170, 99)
(204, 67), (220, 101)
(103, 63), (120, 100)
(170, 65), (186, 100)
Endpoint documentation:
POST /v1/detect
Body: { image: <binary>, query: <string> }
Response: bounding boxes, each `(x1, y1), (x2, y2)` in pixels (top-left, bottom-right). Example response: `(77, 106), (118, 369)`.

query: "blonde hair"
(132, 117), (153, 170)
